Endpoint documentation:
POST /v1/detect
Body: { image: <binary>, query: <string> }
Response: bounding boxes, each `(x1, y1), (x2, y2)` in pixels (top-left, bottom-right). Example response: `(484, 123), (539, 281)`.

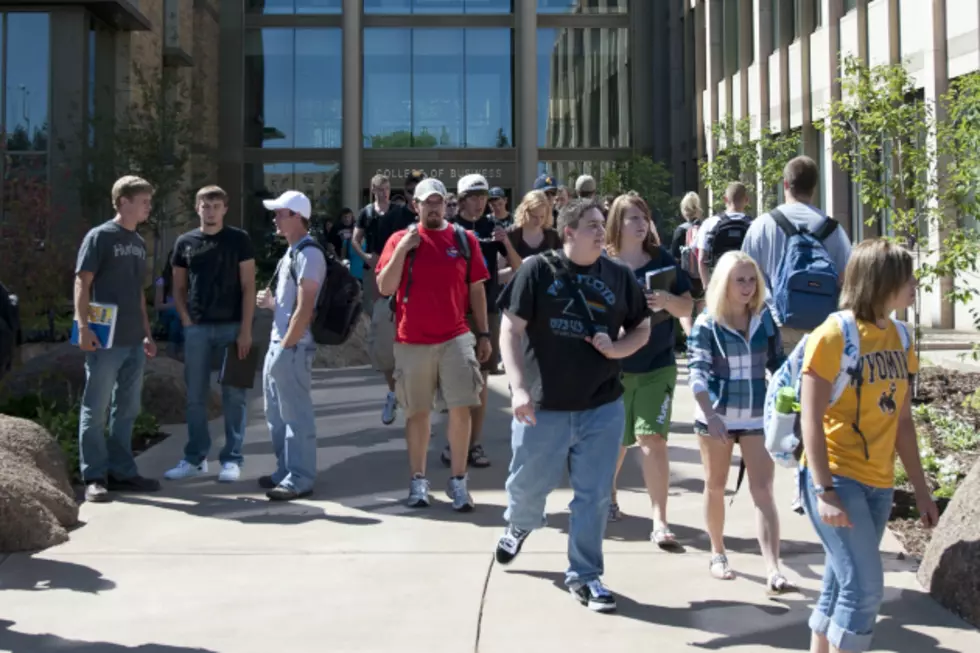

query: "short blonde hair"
(680, 191), (703, 221)
(111, 175), (154, 210)
(840, 239), (914, 322)
(704, 251), (767, 324)
(515, 190), (553, 229)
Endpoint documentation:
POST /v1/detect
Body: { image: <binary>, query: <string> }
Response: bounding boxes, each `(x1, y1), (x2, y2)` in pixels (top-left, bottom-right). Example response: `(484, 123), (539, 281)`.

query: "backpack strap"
(833, 310), (870, 459)
(813, 217), (840, 241)
(451, 223), (472, 286)
(541, 251), (598, 337)
(768, 208), (800, 238)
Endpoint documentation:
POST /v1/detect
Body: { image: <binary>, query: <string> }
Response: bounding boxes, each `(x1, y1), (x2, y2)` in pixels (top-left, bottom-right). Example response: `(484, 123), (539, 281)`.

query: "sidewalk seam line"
(473, 553), (495, 653)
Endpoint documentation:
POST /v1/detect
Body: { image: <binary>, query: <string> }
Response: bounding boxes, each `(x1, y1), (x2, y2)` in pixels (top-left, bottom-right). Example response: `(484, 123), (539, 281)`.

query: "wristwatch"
(813, 484), (836, 496)
(476, 332), (491, 340)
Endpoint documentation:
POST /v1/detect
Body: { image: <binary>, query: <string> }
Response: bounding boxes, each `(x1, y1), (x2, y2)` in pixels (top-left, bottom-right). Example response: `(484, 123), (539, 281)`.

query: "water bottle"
(767, 386), (801, 467)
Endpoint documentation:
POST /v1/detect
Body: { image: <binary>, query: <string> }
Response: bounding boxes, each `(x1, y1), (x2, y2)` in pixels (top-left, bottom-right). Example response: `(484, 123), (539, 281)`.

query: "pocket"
(392, 368), (408, 408)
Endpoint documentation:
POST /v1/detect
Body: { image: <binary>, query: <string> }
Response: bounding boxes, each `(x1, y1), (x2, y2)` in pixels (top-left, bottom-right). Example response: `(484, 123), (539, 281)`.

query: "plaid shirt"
(687, 309), (785, 430)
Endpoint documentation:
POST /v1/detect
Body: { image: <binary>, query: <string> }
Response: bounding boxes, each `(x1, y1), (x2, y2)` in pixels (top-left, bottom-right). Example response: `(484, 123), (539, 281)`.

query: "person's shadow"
(0, 620), (218, 652)
(0, 557), (115, 594)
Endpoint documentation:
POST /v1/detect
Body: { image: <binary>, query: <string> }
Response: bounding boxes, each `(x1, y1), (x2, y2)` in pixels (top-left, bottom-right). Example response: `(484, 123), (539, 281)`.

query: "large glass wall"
(363, 28), (512, 148)
(243, 28), (342, 149)
(246, 0), (341, 12)
(537, 27), (630, 148)
(365, 0), (510, 13)
(538, 0), (627, 14)
(1, 12), (50, 216)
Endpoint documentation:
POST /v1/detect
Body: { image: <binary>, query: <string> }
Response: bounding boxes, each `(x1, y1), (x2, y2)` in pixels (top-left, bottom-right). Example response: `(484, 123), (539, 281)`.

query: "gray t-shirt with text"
(75, 220), (148, 347)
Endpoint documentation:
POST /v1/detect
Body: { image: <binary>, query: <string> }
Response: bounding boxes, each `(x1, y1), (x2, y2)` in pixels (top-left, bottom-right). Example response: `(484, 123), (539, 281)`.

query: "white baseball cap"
(575, 174), (596, 194)
(413, 178), (448, 202)
(263, 190), (312, 219)
(457, 174), (489, 196)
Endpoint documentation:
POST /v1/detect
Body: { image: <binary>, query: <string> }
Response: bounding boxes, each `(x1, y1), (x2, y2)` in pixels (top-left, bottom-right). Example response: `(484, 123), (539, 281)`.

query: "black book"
(219, 343), (262, 389)
(644, 266), (677, 328)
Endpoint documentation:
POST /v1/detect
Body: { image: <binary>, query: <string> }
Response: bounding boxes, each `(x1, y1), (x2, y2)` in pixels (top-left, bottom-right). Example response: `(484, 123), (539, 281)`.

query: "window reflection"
(364, 28), (512, 148)
(365, 0), (510, 14)
(537, 160), (618, 191)
(537, 27), (630, 148)
(244, 28), (342, 149)
(4, 13), (50, 153)
(246, 0), (341, 13)
(537, 0), (627, 14)
(243, 162), (341, 239)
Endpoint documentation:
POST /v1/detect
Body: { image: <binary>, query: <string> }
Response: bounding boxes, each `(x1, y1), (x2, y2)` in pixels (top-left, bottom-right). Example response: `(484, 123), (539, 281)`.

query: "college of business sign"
(365, 163), (515, 187)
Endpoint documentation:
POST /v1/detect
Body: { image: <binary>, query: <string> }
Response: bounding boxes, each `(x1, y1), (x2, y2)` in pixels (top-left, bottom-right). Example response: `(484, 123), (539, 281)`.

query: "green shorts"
(622, 365), (677, 447)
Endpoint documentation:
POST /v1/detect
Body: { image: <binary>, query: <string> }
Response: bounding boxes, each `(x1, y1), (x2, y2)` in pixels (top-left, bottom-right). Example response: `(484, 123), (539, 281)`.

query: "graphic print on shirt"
(851, 348), (909, 415)
(545, 274), (615, 338)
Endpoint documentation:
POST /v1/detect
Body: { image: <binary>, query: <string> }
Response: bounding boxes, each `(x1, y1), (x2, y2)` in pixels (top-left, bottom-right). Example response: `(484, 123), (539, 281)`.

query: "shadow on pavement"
(0, 621), (218, 653)
(0, 557), (115, 594)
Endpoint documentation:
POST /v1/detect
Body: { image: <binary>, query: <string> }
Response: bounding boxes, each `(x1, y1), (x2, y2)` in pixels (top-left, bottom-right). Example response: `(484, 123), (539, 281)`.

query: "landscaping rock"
(0, 415), (78, 552)
(313, 313), (371, 369)
(0, 342), (221, 425)
(917, 456), (980, 628)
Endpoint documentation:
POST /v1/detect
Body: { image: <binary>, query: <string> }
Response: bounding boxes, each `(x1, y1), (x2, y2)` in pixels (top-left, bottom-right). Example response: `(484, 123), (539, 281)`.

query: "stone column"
(516, 0), (538, 192)
(819, 0), (850, 232)
(342, 0), (362, 213)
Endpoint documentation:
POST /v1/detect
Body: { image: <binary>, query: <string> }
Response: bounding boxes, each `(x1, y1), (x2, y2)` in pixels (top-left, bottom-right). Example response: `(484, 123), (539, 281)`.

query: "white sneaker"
(164, 460), (207, 480)
(382, 391), (398, 425)
(217, 462), (241, 483)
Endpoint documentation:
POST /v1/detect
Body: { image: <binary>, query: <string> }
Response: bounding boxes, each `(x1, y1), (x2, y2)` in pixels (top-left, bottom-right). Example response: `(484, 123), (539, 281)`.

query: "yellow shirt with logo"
(802, 317), (918, 488)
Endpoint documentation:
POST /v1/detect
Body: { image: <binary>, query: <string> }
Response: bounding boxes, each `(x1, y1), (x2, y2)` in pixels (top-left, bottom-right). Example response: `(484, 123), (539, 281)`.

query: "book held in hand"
(644, 266), (677, 327)
(70, 302), (118, 349)
(219, 343), (262, 389)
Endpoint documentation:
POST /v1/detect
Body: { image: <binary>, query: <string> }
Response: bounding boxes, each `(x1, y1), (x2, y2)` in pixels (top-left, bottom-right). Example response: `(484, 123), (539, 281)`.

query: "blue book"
(70, 302), (118, 349)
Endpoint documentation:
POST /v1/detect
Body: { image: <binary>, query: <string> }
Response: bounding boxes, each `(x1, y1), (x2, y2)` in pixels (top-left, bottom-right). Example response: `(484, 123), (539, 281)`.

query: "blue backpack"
(768, 209), (841, 330)
(763, 310), (911, 468)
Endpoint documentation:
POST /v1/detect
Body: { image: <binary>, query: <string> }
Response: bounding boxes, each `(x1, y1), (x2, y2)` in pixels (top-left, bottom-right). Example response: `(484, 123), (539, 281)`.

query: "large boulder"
(314, 313), (371, 369)
(0, 342), (221, 425)
(0, 415), (78, 552)
(918, 457), (980, 627)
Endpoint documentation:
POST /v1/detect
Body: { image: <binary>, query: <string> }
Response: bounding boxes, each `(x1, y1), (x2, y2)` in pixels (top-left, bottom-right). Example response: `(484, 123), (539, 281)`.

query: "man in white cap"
(254, 190), (327, 501)
(574, 174), (597, 199)
(375, 178), (492, 511)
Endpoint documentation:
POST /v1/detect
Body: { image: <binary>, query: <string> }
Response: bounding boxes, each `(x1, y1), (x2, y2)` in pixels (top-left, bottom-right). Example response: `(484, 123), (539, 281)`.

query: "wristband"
(476, 332), (491, 340)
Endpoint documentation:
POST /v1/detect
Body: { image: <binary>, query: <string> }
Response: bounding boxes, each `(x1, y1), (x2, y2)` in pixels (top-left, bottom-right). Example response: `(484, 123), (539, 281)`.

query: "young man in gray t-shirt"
(74, 175), (161, 503)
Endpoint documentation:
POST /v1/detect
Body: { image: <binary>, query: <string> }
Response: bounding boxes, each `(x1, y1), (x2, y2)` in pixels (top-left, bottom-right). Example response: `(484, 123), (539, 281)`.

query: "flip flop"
(767, 572), (799, 596)
(651, 525), (680, 550)
(709, 554), (736, 580)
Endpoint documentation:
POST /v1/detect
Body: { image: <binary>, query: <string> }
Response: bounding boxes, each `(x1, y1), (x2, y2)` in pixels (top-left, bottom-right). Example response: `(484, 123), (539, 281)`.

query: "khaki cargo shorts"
(367, 297), (396, 373)
(393, 331), (484, 418)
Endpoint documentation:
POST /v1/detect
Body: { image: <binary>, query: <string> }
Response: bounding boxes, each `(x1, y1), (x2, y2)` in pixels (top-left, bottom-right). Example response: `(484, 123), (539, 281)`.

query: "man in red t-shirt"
(376, 178), (492, 512)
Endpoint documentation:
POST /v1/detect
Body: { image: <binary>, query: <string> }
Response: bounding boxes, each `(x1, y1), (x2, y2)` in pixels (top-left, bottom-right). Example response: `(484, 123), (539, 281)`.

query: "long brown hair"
(605, 194), (660, 259)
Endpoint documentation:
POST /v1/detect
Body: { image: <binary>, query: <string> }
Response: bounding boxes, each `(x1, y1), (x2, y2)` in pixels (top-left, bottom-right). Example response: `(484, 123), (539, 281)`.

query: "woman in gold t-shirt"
(799, 239), (938, 653)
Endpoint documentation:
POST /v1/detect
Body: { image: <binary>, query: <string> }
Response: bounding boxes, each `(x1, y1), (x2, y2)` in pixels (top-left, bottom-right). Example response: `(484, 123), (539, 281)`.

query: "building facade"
(221, 0), (673, 243)
(683, 0), (980, 329)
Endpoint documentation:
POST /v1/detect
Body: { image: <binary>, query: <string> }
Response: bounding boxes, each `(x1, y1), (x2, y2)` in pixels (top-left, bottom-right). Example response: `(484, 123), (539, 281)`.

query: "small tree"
(596, 156), (677, 234)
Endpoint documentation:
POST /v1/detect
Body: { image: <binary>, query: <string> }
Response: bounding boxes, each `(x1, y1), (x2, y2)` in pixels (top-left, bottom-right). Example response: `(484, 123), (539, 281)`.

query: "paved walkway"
(0, 366), (977, 652)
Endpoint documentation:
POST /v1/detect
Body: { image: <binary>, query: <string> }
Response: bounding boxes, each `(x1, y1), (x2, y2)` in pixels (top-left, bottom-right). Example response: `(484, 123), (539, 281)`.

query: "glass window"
(244, 28), (342, 148)
(537, 27), (631, 148)
(364, 28), (512, 148)
(245, 0), (341, 13)
(537, 0), (627, 14)
(365, 0), (510, 14)
(843, 0), (857, 13)
(724, 0), (739, 76)
(4, 13), (50, 153)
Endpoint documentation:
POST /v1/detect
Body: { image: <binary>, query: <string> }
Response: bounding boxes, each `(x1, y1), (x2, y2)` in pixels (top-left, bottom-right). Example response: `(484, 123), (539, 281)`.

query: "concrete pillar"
(819, 0), (850, 232)
(754, 0), (773, 207)
(516, 0), (538, 192)
(800, 0), (820, 205)
(738, 0), (752, 118)
(218, 0), (244, 226)
(342, 0), (362, 213)
(706, 0), (723, 160)
(49, 9), (88, 224)
(694, 1), (707, 176)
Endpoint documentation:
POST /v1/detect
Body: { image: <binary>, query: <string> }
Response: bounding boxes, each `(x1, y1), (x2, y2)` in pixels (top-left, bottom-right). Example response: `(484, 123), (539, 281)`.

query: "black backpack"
(283, 242), (363, 346)
(389, 223), (471, 312)
(0, 282), (22, 376)
(703, 213), (752, 269)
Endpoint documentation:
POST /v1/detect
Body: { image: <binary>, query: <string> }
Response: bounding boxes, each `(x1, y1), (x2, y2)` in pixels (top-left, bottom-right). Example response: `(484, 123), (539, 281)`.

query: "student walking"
(798, 239), (937, 653)
(604, 194), (693, 545)
(687, 251), (791, 590)
(494, 198), (651, 612)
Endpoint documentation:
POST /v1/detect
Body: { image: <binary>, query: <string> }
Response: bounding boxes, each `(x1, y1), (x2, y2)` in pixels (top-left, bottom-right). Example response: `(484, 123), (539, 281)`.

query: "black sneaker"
(495, 524), (530, 565)
(266, 486), (313, 502)
(570, 579), (617, 613)
(258, 475), (278, 490)
(107, 475), (161, 493)
(84, 481), (110, 503)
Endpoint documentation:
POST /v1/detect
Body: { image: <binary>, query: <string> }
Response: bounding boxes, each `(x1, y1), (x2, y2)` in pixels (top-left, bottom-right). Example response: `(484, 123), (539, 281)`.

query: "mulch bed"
(889, 367), (980, 559)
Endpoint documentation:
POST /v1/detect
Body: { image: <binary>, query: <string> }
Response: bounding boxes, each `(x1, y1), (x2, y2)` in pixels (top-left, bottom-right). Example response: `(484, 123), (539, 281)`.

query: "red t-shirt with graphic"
(376, 224), (490, 344)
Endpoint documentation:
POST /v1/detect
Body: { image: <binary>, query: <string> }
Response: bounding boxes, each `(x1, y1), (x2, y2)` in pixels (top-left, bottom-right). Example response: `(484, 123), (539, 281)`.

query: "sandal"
(709, 554), (736, 580)
(607, 502), (622, 522)
(766, 571), (798, 596)
(651, 525), (679, 549)
(468, 444), (491, 468)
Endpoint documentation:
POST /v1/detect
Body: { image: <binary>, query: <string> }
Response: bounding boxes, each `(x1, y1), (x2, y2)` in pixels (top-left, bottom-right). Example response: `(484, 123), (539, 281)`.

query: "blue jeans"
(800, 467), (894, 653)
(504, 398), (625, 587)
(78, 346), (145, 482)
(263, 342), (317, 493)
(182, 323), (249, 466)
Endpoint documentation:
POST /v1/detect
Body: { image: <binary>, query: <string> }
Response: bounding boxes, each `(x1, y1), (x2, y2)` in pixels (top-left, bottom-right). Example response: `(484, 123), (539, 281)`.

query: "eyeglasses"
(447, 203), (458, 209)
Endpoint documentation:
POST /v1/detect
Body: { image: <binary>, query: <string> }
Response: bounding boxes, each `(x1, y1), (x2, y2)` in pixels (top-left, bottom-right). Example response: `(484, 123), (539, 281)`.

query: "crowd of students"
(71, 156), (938, 652)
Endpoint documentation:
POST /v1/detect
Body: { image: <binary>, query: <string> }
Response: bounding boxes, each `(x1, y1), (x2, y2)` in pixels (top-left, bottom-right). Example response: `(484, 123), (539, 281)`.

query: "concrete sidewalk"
(0, 366), (977, 652)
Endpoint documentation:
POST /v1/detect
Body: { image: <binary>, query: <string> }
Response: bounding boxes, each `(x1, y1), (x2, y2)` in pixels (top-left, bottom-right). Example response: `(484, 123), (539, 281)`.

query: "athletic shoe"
(164, 459), (207, 480)
(382, 391), (397, 425)
(84, 481), (110, 503)
(570, 579), (617, 613)
(407, 475), (431, 507)
(217, 462), (241, 483)
(446, 475), (474, 512)
(495, 524), (530, 564)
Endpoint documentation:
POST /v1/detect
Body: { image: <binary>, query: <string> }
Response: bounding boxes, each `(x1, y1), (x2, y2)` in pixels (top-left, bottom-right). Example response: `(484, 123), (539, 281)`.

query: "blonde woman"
(605, 195), (693, 545)
(799, 240), (937, 653)
(687, 251), (791, 590)
(505, 190), (562, 261)
(670, 191), (705, 334)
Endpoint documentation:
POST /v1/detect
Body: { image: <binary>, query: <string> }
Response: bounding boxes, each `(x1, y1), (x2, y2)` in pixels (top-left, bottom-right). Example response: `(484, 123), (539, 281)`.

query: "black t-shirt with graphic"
(496, 251), (650, 411)
(172, 226), (254, 324)
(356, 203), (417, 255)
(452, 215), (507, 312)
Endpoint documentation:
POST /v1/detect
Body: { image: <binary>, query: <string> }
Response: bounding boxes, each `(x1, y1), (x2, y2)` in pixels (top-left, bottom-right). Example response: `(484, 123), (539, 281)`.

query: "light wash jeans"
(800, 467), (894, 653)
(504, 398), (625, 587)
(263, 342), (317, 493)
(182, 322), (248, 466)
(78, 345), (145, 482)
